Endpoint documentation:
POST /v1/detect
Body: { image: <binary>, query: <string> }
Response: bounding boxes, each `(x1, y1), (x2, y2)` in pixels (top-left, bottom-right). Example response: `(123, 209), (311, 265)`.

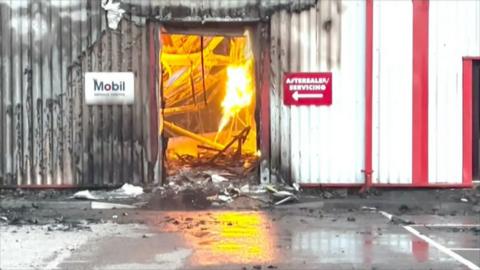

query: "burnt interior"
(159, 27), (259, 182)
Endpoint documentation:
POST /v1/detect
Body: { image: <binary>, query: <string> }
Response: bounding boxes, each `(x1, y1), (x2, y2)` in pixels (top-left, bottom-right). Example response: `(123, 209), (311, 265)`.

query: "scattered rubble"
(90, 201), (137, 210)
(380, 211), (415, 225)
(361, 206), (377, 212)
(72, 190), (97, 200)
(72, 183), (144, 201)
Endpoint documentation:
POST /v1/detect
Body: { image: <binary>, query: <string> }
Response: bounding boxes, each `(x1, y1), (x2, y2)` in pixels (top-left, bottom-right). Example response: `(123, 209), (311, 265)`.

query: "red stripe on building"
(364, 0), (374, 188)
(412, 0), (429, 186)
(462, 59), (473, 185)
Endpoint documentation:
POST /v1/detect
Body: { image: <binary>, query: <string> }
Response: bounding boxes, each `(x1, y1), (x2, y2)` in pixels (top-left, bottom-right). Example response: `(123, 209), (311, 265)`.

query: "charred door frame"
(154, 22), (271, 185)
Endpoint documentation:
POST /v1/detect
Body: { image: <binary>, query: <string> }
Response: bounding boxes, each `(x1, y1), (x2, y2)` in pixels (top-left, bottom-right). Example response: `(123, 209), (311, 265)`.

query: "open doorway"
(473, 60), (480, 180)
(159, 26), (259, 184)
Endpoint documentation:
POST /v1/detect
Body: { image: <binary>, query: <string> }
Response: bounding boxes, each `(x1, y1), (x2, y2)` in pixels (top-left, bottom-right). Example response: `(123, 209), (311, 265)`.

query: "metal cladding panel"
(68, 20), (159, 187)
(129, 0), (317, 21)
(428, 0), (480, 184)
(372, 1), (413, 184)
(0, 0), (105, 186)
(0, 0), (161, 187)
(270, 0), (365, 184)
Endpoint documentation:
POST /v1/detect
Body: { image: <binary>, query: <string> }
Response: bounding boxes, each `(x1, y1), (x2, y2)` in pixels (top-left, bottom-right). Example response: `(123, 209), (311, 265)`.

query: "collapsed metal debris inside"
(160, 30), (258, 177)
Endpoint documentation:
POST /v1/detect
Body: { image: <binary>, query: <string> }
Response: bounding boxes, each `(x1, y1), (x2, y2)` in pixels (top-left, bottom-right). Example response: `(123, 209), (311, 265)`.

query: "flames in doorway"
(159, 29), (258, 175)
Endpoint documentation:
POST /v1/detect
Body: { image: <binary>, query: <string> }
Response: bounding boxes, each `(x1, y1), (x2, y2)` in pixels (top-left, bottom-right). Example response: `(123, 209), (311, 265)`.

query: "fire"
(218, 59), (254, 133)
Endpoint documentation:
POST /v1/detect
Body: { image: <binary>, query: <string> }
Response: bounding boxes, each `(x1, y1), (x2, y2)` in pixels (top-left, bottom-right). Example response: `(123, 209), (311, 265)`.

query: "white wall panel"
(428, 0), (480, 184)
(288, 0), (366, 184)
(372, 1), (413, 184)
(270, 0), (366, 184)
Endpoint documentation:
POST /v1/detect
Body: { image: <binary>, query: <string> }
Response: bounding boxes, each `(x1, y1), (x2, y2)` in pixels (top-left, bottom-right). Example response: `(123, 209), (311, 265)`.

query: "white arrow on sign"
(292, 91), (324, 101)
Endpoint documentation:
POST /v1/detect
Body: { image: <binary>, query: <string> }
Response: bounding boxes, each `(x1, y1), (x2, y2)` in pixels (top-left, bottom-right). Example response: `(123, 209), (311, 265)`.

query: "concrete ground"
(1, 206), (479, 270)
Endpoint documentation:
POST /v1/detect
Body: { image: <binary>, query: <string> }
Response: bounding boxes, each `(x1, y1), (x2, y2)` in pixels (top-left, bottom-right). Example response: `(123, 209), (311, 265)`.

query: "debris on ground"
(265, 185), (299, 206)
(144, 164), (304, 210)
(211, 174), (229, 184)
(72, 183), (144, 201)
(90, 202), (137, 210)
(380, 211), (415, 225)
(361, 206), (377, 212)
(72, 190), (98, 200)
(398, 204), (410, 213)
(47, 222), (91, 232)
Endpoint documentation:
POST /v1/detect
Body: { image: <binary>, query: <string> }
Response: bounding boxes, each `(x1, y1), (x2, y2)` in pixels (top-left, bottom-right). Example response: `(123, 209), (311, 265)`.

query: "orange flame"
(218, 59), (254, 133)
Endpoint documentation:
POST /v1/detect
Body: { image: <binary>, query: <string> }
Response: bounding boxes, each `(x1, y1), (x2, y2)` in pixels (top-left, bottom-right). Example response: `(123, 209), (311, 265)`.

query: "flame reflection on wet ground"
(147, 211), (277, 267)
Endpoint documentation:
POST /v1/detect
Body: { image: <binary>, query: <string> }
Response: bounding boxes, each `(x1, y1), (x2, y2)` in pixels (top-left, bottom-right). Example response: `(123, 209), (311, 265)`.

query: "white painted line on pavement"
(410, 224), (480, 228)
(451, 248), (480, 251)
(403, 225), (480, 270)
(379, 211), (480, 270)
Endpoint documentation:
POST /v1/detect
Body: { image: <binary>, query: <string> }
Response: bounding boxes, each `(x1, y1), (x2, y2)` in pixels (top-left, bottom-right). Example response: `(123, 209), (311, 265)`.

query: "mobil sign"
(283, 72), (332, 106)
(85, 72), (134, 105)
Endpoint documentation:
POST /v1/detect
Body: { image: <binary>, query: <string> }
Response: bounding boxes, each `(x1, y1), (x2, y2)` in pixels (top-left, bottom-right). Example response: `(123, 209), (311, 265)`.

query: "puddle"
(149, 211), (277, 266)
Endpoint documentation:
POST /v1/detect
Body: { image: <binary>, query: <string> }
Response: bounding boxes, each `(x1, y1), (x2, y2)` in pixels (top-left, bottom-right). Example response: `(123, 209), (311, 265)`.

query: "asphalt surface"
(1, 208), (479, 270)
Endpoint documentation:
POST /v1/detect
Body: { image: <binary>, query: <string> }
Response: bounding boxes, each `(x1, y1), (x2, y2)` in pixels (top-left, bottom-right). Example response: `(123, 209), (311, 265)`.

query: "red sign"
(283, 72), (332, 106)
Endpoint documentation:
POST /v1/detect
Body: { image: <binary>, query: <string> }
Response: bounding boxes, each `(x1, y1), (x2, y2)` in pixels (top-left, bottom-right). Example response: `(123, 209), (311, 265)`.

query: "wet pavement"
(2, 187), (480, 270)
(33, 210), (478, 270)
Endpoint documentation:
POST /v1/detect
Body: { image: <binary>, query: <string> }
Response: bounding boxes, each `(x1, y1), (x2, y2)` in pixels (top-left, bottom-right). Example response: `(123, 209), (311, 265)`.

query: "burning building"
(0, 0), (479, 188)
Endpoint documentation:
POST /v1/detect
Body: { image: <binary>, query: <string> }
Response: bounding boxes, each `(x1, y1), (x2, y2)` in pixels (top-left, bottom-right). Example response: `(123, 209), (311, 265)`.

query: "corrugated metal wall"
(0, 0), (319, 187)
(269, 0), (366, 185)
(127, 0), (316, 22)
(0, 0), (164, 186)
(428, 0), (480, 184)
(68, 20), (160, 187)
(0, 0), (105, 186)
(371, 0), (480, 186)
(3, 0), (477, 187)
(372, 0), (413, 184)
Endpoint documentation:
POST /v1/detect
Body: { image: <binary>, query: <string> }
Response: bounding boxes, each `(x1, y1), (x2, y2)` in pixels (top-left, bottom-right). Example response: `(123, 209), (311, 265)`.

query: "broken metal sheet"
(72, 183), (144, 201)
(211, 174), (229, 184)
(101, 0), (125, 30)
(72, 190), (98, 200)
(274, 195), (296, 206)
(91, 201), (137, 209)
